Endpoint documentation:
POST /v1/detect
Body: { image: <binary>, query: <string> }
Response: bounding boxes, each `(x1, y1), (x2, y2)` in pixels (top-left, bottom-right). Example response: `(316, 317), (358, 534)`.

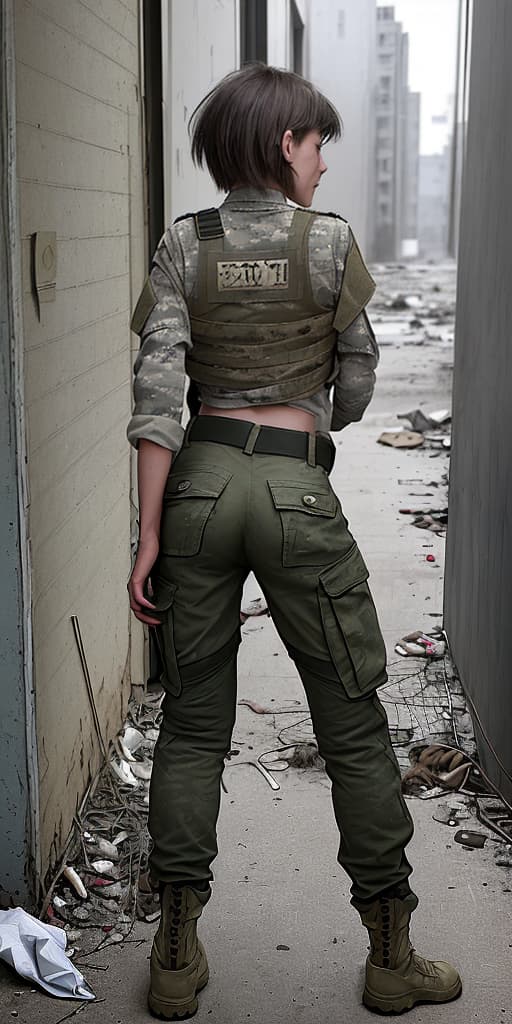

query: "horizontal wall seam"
(30, 445), (128, 556)
(16, 118), (127, 156)
(18, 177), (130, 196)
(24, 306), (130, 353)
(24, 0), (138, 76)
(29, 340), (130, 402)
(77, 0), (137, 48)
(29, 407), (128, 499)
(15, 59), (135, 117)
(30, 377), (130, 454)
(32, 493), (128, 608)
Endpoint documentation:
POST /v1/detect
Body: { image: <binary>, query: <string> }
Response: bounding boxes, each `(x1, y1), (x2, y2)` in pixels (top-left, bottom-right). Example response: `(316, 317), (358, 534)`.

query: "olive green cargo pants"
(148, 433), (414, 903)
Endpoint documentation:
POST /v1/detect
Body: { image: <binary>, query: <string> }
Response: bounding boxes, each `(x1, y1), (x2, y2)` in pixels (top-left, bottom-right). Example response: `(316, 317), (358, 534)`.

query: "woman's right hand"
(128, 531), (162, 625)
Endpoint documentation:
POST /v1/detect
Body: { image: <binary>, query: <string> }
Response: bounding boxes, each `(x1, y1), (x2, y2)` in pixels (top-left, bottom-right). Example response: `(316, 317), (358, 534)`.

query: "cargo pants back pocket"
(161, 467), (232, 557)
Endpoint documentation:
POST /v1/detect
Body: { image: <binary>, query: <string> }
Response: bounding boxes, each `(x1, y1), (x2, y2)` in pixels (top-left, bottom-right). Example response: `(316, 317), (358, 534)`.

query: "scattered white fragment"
(63, 866), (87, 900)
(130, 761), (152, 780)
(110, 757), (138, 787)
(112, 830), (129, 846)
(117, 727), (145, 762)
(90, 860), (116, 876)
(97, 839), (119, 860)
(53, 896), (67, 911)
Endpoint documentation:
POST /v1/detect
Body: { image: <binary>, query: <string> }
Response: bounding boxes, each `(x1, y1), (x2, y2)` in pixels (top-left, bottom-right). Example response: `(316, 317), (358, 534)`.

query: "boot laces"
(168, 887), (185, 969)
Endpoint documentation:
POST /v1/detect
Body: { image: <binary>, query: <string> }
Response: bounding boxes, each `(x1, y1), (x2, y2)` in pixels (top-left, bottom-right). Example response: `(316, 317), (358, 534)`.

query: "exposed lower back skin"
(198, 402), (315, 433)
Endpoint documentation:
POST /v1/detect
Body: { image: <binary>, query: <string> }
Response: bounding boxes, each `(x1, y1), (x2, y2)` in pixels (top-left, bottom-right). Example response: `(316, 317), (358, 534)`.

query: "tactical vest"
(182, 207), (375, 403)
(131, 206), (375, 404)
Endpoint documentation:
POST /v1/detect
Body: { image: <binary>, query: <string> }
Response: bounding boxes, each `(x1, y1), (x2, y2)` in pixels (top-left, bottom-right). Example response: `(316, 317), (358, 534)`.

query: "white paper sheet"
(0, 907), (95, 1000)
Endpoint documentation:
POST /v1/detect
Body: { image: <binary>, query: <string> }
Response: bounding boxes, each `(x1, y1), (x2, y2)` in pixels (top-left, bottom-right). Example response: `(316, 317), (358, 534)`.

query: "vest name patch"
(217, 259), (289, 290)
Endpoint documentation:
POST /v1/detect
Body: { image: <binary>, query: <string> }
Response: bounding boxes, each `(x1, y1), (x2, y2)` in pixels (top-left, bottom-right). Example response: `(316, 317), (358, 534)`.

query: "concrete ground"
(2, 263), (512, 1023)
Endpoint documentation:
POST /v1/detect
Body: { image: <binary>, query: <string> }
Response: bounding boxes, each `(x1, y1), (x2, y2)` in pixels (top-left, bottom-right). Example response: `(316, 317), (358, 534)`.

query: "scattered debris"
(389, 294), (422, 310)
(41, 692), (164, 934)
(494, 845), (512, 867)
(432, 802), (470, 827)
(395, 631), (446, 659)
(0, 908), (95, 1000)
(62, 867), (87, 901)
(454, 830), (491, 849)
(238, 698), (270, 715)
(378, 430), (424, 449)
(240, 597), (269, 623)
(402, 743), (473, 795)
(397, 409), (438, 433)
(285, 743), (324, 770)
(474, 797), (512, 845)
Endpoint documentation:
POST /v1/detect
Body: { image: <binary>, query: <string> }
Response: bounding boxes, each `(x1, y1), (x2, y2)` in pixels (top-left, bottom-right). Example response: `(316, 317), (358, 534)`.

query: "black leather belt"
(185, 416), (335, 473)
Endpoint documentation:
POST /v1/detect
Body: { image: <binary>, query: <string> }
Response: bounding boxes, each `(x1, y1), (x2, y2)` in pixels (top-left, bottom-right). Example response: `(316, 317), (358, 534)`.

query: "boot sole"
(363, 977), (462, 1015)
(148, 967), (209, 1021)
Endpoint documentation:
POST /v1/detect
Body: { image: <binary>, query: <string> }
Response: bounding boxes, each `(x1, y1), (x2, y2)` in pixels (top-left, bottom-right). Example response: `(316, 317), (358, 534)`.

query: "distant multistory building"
(417, 147), (451, 258)
(373, 6), (420, 261)
(309, 0), (377, 254)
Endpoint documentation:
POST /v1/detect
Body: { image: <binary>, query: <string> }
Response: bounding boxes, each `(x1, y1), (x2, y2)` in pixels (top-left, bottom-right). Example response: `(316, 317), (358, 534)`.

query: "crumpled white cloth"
(0, 907), (95, 1000)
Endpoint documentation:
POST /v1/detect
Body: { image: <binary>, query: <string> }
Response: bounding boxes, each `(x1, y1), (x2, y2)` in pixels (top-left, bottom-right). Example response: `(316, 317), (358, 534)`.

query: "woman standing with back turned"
(127, 64), (461, 1020)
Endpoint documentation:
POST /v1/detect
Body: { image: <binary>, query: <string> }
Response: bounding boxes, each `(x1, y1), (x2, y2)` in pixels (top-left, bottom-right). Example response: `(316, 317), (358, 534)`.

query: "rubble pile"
(41, 694), (163, 955)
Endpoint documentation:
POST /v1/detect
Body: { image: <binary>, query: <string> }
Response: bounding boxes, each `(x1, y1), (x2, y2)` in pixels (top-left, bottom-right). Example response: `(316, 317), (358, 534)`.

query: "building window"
(240, 0), (267, 64)
(291, 0), (304, 75)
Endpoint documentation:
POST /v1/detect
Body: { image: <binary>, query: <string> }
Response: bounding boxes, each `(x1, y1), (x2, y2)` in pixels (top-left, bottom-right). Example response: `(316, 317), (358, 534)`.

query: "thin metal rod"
(71, 615), (108, 762)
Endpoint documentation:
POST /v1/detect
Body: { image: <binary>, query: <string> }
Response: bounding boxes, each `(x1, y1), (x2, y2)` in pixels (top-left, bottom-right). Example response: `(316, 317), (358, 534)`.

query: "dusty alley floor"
(2, 263), (512, 1023)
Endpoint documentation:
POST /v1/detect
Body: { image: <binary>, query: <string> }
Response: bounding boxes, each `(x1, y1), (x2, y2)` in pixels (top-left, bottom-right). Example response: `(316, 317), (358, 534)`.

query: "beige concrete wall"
(14, 0), (145, 880)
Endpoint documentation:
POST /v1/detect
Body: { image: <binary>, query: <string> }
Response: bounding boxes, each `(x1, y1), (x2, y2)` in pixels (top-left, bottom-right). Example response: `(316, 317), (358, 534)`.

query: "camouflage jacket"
(127, 187), (379, 452)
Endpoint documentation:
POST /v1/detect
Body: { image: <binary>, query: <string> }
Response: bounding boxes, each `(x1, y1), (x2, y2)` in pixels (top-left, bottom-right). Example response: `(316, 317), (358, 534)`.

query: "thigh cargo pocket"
(161, 468), (232, 556)
(267, 480), (341, 567)
(318, 543), (387, 698)
(151, 579), (182, 697)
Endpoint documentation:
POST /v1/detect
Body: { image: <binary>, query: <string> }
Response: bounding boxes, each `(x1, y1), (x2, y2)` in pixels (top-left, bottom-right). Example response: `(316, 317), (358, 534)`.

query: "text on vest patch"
(216, 259), (289, 290)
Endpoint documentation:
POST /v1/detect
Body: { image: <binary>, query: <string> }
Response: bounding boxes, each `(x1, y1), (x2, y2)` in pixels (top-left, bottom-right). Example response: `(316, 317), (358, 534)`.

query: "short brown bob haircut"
(190, 63), (342, 194)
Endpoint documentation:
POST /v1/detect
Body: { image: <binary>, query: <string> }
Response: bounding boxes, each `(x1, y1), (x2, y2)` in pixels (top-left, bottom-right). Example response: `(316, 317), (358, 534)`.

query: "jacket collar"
(222, 186), (288, 208)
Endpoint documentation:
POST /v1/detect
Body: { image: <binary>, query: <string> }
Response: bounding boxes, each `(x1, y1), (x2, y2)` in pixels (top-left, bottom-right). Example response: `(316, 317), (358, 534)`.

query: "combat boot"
(358, 896), (462, 1014)
(148, 883), (210, 1020)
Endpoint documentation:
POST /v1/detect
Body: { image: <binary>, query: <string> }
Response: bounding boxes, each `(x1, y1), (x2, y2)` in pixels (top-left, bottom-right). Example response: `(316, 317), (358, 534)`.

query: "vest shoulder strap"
(195, 208), (224, 240)
(173, 209), (225, 240)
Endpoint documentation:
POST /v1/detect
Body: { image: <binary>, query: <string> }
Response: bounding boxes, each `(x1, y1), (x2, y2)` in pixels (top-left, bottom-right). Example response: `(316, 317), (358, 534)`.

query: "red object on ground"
(426, 554), (436, 563)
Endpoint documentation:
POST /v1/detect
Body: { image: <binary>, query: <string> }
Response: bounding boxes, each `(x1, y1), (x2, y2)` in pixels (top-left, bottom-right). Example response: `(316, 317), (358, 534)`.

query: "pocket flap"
(166, 469), (232, 500)
(320, 543), (369, 597)
(150, 578), (177, 614)
(268, 481), (337, 517)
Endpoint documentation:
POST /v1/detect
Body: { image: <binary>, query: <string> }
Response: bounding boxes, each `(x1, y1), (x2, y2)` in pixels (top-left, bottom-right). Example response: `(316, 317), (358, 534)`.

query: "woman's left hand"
(128, 532), (162, 625)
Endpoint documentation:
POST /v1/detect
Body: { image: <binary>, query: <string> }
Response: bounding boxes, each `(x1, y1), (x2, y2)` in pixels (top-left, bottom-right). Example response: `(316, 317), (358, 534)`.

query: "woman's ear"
(281, 129), (294, 164)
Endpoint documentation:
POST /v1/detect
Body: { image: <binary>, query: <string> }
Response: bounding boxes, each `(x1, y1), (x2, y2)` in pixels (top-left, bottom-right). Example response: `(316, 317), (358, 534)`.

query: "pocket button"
(177, 480), (191, 492)
(303, 494), (317, 506)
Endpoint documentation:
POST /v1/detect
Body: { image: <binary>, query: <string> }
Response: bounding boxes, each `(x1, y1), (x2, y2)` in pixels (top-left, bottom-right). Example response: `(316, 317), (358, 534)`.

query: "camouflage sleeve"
(330, 222), (380, 431)
(126, 227), (192, 451)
